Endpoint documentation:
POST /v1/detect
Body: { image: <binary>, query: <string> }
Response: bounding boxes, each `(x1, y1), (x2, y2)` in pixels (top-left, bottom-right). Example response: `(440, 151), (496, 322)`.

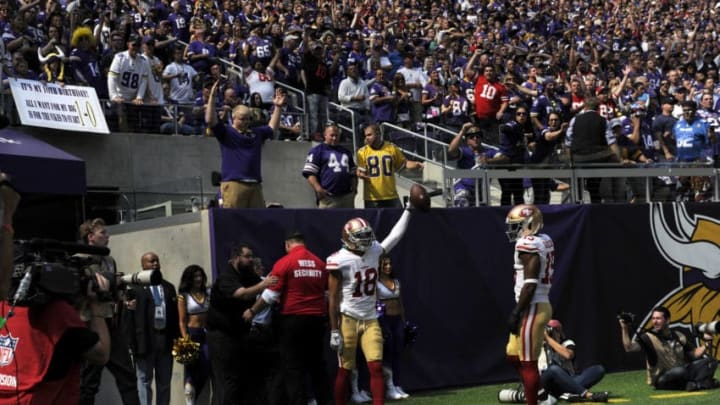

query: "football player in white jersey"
(327, 207), (413, 405)
(505, 204), (556, 405)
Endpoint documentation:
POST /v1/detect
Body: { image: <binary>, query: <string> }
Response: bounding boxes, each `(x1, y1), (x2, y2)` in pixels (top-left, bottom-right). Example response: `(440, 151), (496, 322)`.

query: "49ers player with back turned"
(505, 204), (556, 405)
(328, 207), (413, 405)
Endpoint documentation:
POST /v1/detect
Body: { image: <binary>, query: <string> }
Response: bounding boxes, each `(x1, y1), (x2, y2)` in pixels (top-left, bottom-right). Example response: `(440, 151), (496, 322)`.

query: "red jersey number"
(352, 268), (377, 297)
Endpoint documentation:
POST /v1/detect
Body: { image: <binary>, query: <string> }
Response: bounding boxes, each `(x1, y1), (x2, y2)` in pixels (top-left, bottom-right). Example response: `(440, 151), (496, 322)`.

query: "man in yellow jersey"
(356, 124), (424, 208)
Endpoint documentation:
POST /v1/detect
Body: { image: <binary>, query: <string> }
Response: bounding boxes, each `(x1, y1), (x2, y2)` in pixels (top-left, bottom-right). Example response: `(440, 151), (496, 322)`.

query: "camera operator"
(0, 272), (111, 403)
(77, 218), (140, 405)
(619, 306), (719, 391)
(0, 173), (20, 298)
(540, 320), (608, 402)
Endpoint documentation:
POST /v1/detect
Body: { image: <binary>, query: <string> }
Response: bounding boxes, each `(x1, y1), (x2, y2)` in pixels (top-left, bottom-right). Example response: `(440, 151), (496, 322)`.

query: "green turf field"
(395, 370), (720, 404)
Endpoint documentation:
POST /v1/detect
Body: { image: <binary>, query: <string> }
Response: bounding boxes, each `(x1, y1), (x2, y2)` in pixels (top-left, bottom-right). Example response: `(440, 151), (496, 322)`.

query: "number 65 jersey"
(513, 233), (554, 304)
(327, 241), (384, 321)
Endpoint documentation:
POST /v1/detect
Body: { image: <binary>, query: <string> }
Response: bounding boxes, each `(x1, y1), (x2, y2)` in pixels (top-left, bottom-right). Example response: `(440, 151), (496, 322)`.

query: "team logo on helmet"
(0, 334), (18, 367)
(342, 217), (375, 252)
(645, 203), (720, 360)
(505, 204), (544, 242)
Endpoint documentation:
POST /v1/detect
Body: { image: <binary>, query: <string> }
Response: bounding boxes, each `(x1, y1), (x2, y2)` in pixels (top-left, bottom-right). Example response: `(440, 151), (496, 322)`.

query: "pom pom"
(172, 336), (200, 364)
(376, 300), (387, 318)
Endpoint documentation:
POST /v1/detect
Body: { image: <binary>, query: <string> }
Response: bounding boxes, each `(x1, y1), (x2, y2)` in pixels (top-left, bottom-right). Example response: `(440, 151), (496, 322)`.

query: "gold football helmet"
(342, 217), (375, 252)
(505, 204), (543, 242)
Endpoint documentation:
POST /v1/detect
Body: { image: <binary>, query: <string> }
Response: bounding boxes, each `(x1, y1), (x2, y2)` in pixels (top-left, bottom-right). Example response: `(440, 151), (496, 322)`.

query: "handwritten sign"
(9, 78), (110, 134)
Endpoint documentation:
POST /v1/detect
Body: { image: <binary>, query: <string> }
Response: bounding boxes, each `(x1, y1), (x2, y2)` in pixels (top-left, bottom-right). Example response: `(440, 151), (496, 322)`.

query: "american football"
(409, 184), (431, 211)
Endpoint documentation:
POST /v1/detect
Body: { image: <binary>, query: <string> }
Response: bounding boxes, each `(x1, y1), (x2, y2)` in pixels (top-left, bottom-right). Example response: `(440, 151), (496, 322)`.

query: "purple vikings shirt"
(212, 122), (273, 183)
(70, 48), (106, 98)
(168, 11), (190, 43)
(370, 81), (393, 122)
(302, 143), (357, 196)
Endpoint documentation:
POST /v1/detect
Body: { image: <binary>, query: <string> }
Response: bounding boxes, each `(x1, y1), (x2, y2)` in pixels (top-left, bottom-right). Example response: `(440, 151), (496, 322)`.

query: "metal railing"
(445, 163), (719, 206)
(328, 102), (359, 151)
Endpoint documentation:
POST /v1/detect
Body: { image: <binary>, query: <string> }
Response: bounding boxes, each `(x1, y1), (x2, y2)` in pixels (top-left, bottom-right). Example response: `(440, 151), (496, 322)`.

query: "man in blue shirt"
(672, 101), (713, 162)
(672, 100), (716, 201)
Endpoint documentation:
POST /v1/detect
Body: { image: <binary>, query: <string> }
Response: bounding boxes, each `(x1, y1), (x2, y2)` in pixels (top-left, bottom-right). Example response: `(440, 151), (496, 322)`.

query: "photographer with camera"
(619, 306), (719, 391)
(0, 271), (111, 403)
(539, 320), (608, 403)
(77, 218), (140, 405)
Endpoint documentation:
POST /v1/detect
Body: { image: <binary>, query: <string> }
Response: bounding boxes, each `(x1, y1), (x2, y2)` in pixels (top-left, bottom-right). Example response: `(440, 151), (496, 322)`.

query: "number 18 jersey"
(326, 241), (383, 320)
(513, 233), (554, 304)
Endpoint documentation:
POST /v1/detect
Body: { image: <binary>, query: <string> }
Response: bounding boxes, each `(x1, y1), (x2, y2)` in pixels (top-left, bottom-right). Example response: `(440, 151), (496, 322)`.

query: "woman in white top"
(177, 265), (210, 405)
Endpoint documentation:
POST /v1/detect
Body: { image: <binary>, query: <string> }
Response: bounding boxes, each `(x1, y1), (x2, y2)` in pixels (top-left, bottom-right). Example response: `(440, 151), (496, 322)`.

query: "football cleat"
(386, 386), (404, 400)
(506, 204), (544, 242)
(342, 217), (375, 252)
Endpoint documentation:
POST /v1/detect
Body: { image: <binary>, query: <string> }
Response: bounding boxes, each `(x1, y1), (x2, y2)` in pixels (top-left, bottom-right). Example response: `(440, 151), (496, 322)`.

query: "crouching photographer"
(539, 320), (609, 402)
(620, 306), (719, 391)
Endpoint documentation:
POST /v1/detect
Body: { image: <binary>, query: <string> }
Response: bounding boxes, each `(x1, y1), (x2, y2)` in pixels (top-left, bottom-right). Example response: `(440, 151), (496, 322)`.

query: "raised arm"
(268, 89), (286, 131)
(205, 80), (220, 128)
(380, 209), (411, 253)
(619, 319), (641, 352)
(447, 122), (474, 160)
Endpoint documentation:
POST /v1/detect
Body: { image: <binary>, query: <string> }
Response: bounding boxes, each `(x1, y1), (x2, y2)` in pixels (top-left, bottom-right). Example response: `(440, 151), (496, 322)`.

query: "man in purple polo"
(205, 80), (286, 208)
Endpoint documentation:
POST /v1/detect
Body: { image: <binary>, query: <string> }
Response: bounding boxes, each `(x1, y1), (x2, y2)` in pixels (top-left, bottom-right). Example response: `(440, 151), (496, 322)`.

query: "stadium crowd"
(1, 0), (719, 203)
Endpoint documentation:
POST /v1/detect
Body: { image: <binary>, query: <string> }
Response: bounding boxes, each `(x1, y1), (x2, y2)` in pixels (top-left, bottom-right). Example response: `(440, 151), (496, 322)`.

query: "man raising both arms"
(505, 204), (556, 405)
(328, 204), (415, 405)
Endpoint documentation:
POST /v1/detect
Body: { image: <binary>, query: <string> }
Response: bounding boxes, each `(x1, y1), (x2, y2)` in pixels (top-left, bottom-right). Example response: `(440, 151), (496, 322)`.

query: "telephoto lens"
(498, 388), (526, 403)
(697, 321), (720, 335)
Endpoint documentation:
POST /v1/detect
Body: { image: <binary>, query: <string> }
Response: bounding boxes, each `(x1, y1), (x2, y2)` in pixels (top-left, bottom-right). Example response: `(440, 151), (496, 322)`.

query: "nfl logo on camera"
(0, 334), (18, 367)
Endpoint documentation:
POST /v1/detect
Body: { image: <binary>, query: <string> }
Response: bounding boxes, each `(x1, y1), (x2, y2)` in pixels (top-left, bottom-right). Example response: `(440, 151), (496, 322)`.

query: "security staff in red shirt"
(244, 231), (331, 405)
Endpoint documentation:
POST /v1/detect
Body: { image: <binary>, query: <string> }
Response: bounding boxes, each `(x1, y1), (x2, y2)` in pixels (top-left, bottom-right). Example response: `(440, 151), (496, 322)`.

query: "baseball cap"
(596, 86), (608, 94)
(547, 319), (563, 329)
(142, 36), (155, 46)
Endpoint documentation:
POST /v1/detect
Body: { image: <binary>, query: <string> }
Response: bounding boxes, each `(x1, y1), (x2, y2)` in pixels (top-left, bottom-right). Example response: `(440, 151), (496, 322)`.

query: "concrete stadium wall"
(98, 211), (212, 405)
(32, 128), (317, 209)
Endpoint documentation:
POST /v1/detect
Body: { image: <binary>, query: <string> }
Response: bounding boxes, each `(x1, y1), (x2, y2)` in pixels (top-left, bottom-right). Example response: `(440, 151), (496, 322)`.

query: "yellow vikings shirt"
(356, 141), (406, 201)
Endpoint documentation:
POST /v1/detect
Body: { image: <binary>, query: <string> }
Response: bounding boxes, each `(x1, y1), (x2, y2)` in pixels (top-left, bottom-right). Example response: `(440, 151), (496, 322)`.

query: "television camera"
(11, 238), (161, 307)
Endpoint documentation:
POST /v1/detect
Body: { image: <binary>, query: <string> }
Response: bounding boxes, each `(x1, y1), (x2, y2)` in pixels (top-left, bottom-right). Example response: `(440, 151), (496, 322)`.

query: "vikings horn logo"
(647, 203), (720, 360)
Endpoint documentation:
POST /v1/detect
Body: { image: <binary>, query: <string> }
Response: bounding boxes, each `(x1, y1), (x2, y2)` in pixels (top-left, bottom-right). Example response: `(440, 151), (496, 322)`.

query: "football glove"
(330, 330), (343, 352)
(507, 309), (523, 335)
